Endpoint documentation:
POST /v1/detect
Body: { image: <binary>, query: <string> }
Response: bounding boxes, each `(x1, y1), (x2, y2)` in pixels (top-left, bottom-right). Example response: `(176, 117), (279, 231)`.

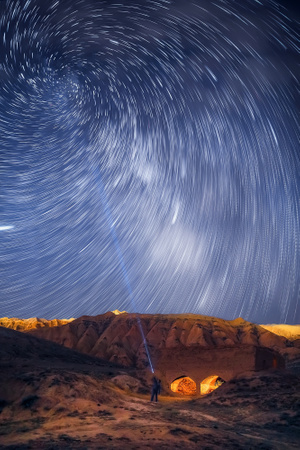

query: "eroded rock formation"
(21, 312), (298, 391)
(26, 313), (297, 361)
(2, 312), (299, 394)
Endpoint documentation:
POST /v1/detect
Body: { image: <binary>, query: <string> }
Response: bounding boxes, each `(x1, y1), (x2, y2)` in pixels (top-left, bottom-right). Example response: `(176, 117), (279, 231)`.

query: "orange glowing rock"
(200, 375), (225, 395)
(171, 376), (197, 395)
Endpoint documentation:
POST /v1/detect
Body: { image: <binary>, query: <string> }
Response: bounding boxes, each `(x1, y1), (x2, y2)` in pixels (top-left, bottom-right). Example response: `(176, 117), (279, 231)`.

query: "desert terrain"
(0, 313), (299, 449)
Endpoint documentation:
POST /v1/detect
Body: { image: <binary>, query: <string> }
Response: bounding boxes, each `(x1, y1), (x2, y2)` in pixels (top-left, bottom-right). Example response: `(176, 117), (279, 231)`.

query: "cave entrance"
(200, 375), (225, 395)
(170, 376), (197, 395)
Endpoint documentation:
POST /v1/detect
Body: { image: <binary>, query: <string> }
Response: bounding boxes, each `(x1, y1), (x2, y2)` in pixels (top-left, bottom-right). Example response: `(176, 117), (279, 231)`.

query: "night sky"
(1, 0), (299, 324)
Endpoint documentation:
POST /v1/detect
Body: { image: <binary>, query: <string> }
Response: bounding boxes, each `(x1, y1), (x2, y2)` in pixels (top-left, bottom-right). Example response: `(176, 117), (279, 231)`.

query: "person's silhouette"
(151, 376), (159, 402)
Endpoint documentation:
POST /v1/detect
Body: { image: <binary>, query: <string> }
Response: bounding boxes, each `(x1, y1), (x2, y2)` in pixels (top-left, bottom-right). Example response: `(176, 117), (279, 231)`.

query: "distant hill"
(260, 324), (300, 341)
(0, 316), (74, 331)
(0, 310), (127, 332)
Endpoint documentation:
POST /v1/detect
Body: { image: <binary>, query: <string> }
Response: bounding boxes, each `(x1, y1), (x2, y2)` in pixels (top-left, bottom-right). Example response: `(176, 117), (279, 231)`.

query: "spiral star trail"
(1, 0), (299, 324)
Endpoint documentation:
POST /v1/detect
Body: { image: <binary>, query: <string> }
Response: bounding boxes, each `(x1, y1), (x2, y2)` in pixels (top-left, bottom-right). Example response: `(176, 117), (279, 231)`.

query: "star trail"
(1, 0), (299, 324)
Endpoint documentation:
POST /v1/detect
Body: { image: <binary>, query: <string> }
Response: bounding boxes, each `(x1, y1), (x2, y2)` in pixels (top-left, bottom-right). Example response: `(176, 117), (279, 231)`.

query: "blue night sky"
(1, 0), (299, 324)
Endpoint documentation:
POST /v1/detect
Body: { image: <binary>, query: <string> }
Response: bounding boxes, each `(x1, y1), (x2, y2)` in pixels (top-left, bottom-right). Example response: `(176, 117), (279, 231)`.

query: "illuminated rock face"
(200, 375), (225, 395)
(171, 376), (197, 395)
(0, 317), (74, 331)
(171, 374), (225, 396)
(158, 345), (285, 395)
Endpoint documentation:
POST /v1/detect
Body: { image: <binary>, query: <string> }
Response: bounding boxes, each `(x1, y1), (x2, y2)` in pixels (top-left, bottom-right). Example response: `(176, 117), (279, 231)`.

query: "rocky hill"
(26, 313), (300, 368)
(2, 312), (299, 384)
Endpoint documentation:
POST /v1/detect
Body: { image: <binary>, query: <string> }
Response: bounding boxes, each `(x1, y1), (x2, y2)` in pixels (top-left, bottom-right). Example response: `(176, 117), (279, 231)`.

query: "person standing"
(151, 376), (159, 402)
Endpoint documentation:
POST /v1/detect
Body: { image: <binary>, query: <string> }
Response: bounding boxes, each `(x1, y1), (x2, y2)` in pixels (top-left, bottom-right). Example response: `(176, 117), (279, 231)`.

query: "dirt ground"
(0, 326), (299, 449)
(0, 374), (299, 450)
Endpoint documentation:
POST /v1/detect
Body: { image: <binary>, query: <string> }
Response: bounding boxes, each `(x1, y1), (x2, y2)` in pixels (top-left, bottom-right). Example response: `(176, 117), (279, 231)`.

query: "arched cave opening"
(200, 375), (225, 395)
(170, 376), (197, 395)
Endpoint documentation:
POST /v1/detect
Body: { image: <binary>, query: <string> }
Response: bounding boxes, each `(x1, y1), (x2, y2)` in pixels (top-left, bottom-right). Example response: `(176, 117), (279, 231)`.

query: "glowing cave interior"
(170, 375), (225, 396)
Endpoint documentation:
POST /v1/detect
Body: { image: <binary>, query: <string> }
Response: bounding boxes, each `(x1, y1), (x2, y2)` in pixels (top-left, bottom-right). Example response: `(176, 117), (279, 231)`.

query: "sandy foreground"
(0, 369), (300, 450)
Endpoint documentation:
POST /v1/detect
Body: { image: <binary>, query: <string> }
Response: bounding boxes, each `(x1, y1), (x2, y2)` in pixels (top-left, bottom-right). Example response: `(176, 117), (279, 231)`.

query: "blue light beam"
(95, 169), (154, 373)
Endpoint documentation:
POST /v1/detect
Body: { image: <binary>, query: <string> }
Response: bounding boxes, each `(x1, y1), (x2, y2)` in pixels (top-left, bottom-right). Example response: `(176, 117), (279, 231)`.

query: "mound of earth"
(200, 370), (300, 411)
(0, 326), (133, 428)
(0, 326), (122, 369)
